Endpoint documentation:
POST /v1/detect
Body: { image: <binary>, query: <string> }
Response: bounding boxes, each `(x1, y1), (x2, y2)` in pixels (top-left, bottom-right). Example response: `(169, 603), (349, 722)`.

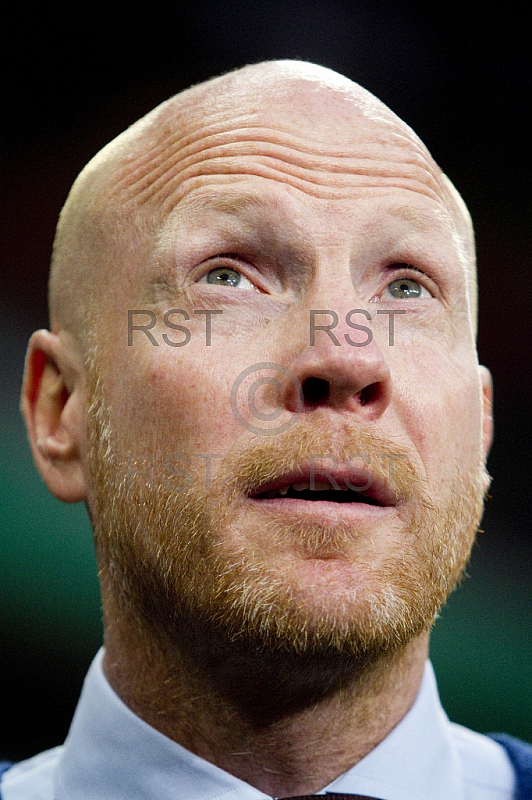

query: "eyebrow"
(156, 190), (295, 258)
(175, 191), (274, 219)
(388, 203), (455, 236)
(178, 194), (455, 233)
(154, 189), (303, 273)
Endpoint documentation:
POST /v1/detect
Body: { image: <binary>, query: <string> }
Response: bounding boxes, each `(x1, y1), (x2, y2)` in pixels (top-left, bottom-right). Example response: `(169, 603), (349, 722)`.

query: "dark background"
(1, 1), (530, 761)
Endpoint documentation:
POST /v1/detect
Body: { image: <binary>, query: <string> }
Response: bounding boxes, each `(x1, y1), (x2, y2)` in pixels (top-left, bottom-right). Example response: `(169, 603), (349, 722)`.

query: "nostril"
(358, 382), (381, 406)
(302, 377), (330, 405)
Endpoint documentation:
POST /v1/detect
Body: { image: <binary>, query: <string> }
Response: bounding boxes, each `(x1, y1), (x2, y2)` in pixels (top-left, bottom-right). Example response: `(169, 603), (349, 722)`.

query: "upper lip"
(248, 466), (398, 506)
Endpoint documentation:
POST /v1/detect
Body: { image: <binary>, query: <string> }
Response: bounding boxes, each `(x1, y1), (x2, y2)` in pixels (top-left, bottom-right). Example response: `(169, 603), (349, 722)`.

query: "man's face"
(85, 78), (490, 663)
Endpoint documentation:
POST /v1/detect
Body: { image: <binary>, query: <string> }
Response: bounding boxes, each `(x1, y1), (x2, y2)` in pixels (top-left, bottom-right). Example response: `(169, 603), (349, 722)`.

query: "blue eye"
(386, 277), (430, 299)
(206, 267), (243, 287)
(198, 264), (257, 291)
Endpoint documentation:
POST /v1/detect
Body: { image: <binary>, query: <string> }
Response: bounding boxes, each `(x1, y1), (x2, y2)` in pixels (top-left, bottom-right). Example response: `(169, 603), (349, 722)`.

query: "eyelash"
(195, 254), (262, 291)
(380, 264), (434, 299)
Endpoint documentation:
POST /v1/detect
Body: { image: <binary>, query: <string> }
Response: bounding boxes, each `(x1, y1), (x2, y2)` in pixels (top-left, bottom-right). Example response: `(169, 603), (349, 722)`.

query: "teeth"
(261, 480), (351, 498)
(312, 481), (333, 491)
(291, 481), (334, 492)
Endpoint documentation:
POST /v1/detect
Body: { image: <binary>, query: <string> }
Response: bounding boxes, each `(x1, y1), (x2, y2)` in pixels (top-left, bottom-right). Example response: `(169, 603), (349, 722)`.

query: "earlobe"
(21, 329), (88, 503)
(479, 365), (493, 459)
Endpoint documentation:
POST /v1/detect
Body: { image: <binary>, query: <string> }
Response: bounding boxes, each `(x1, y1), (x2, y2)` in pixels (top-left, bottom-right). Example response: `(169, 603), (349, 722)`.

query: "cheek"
(394, 343), (483, 482)
(119, 344), (248, 461)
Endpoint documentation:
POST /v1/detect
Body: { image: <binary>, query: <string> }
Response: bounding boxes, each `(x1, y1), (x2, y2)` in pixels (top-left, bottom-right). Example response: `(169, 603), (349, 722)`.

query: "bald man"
(2, 60), (531, 799)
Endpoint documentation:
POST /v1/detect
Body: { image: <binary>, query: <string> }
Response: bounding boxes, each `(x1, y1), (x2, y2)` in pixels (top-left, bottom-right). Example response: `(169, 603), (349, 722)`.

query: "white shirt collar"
(55, 650), (265, 800)
(57, 649), (460, 800)
(326, 659), (463, 800)
(2, 648), (515, 800)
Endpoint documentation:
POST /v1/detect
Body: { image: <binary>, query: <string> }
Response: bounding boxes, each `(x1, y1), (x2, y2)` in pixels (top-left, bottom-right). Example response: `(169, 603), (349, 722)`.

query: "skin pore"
(21, 61), (493, 796)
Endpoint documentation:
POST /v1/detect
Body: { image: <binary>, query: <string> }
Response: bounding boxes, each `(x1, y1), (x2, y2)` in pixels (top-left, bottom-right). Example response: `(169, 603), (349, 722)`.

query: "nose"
(282, 308), (392, 420)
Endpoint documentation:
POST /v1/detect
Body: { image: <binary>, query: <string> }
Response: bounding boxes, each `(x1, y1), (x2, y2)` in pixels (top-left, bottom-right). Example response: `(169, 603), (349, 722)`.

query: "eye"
(197, 264), (258, 291)
(384, 275), (432, 300)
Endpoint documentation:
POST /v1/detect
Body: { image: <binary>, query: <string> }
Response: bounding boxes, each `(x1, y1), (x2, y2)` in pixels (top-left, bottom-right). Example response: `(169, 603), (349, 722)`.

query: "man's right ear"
(21, 329), (88, 503)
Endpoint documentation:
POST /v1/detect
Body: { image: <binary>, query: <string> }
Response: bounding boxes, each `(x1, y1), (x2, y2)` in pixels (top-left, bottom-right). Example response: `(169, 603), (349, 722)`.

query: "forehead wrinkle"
(125, 148), (444, 215)
(113, 122), (366, 198)
(108, 68), (401, 195)
(164, 170), (441, 213)
(110, 117), (432, 195)
(107, 111), (445, 213)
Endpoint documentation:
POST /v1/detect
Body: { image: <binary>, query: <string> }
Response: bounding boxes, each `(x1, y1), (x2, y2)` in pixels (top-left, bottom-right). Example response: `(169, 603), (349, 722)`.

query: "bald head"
(49, 59), (477, 350)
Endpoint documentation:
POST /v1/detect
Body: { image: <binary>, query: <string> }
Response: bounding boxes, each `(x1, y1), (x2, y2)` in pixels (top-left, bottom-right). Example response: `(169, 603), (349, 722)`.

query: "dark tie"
(277, 794), (381, 799)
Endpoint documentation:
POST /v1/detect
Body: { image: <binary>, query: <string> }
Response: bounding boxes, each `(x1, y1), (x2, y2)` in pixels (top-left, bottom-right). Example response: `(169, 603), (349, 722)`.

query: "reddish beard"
(86, 367), (486, 689)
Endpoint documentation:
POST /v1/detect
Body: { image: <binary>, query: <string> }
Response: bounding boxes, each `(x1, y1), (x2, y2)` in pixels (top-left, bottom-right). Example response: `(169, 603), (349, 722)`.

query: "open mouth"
(249, 470), (397, 508)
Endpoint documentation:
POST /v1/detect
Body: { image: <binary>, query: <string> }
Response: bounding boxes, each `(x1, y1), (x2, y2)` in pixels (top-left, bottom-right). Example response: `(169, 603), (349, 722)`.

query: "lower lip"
(247, 495), (396, 519)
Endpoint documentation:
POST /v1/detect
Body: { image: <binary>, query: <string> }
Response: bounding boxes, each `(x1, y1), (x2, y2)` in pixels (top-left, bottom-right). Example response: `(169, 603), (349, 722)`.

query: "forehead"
(109, 75), (453, 218)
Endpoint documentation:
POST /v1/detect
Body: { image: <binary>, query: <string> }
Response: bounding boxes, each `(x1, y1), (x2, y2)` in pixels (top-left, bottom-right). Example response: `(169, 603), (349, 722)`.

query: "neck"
(102, 600), (429, 797)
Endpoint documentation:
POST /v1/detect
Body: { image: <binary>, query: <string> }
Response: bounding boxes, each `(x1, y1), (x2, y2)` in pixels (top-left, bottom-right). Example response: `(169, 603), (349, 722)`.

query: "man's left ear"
(479, 365), (493, 459)
(21, 329), (88, 503)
